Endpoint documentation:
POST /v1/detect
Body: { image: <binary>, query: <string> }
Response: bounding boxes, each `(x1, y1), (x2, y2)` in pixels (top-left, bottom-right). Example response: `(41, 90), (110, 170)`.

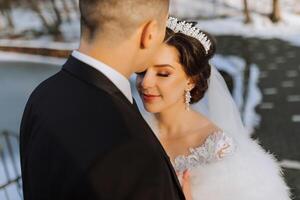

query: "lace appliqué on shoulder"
(173, 131), (235, 173)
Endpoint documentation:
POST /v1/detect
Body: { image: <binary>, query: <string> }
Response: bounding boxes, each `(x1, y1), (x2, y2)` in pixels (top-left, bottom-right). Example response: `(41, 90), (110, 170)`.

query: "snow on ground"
(171, 0), (300, 47)
(211, 55), (262, 135)
(171, 0), (300, 19)
(0, 51), (66, 66)
(0, 0), (299, 50)
(0, 6), (80, 50)
(197, 12), (300, 46)
(0, 38), (78, 50)
(1, 6), (80, 42)
(279, 160), (300, 170)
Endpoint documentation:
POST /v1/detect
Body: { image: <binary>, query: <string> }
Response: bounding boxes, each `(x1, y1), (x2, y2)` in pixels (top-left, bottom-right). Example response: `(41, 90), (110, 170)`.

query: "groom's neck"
(78, 39), (136, 79)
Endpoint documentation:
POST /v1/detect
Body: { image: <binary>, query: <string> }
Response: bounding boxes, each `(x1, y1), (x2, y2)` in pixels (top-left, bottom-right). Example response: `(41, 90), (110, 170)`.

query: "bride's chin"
(143, 104), (163, 114)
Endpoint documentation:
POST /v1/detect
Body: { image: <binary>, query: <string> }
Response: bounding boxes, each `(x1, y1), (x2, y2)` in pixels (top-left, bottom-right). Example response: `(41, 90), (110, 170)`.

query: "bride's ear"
(139, 20), (159, 49)
(186, 78), (195, 91)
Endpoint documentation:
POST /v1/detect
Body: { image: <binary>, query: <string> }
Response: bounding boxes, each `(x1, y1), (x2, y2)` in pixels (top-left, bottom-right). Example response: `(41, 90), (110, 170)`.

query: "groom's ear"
(139, 20), (159, 49)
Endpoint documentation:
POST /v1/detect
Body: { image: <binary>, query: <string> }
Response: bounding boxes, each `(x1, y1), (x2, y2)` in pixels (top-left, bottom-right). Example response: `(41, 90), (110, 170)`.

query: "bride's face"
(136, 44), (192, 113)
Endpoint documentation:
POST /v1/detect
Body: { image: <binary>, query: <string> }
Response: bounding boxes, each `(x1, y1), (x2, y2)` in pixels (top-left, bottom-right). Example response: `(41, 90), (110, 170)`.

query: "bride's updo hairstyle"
(164, 26), (216, 104)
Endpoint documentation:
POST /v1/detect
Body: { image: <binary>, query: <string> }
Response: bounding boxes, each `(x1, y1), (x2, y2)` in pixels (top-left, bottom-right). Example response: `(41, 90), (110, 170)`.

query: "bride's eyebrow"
(154, 64), (175, 69)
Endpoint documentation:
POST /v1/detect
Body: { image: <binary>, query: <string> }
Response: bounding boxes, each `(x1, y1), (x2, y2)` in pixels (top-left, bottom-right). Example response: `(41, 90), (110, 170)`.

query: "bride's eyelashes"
(136, 70), (171, 77)
(135, 70), (146, 76)
(157, 70), (172, 77)
(157, 73), (170, 77)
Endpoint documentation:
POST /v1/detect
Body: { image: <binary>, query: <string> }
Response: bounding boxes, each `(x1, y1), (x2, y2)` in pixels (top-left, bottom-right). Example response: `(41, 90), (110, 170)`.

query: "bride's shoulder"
(193, 116), (236, 160)
(173, 130), (236, 172)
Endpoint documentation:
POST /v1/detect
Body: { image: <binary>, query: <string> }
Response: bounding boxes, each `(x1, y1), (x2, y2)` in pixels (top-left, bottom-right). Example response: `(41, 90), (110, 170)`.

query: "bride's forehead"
(152, 44), (180, 65)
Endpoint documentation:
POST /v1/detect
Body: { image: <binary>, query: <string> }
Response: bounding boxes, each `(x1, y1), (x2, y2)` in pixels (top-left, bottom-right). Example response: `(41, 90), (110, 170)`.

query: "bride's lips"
(142, 93), (161, 102)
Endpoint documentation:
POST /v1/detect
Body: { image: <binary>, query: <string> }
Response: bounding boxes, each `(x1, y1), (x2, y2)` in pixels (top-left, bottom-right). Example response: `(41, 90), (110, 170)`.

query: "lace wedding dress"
(169, 129), (291, 200)
(173, 131), (235, 173)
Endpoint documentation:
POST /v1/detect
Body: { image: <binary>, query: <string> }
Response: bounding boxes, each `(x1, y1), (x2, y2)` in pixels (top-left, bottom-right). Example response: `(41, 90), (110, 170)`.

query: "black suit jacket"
(20, 56), (185, 200)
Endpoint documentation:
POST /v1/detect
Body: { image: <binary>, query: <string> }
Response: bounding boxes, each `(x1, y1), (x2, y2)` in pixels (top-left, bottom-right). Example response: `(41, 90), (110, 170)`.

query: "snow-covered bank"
(197, 13), (300, 47)
(0, 6), (80, 51)
(211, 55), (262, 135)
(171, 0), (300, 47)
(0, 51), (66, 66)
(0, 39), (78, 51)
(1, 0), (299, 49)
(1, 7), (80, 43)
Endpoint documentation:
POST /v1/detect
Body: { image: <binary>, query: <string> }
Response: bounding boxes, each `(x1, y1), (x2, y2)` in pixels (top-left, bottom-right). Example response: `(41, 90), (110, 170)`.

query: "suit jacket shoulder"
(20, 57), (185, 200)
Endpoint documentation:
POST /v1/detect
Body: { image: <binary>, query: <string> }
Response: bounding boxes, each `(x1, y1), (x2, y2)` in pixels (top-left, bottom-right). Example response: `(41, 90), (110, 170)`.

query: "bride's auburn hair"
(164, 27), (216, 104)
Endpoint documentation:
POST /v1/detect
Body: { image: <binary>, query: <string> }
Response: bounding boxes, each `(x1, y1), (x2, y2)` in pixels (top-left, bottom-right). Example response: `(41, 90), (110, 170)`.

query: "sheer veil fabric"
(131, 65), (247, 140)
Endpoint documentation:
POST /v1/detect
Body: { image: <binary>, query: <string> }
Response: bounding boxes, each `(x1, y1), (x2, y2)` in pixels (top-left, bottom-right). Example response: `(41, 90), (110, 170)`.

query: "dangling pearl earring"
(185, 90), (191, 111)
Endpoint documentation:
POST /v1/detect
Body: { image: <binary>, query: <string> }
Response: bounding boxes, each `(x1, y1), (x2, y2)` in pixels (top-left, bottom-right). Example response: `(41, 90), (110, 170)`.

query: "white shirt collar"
(72, 50), (133, 104)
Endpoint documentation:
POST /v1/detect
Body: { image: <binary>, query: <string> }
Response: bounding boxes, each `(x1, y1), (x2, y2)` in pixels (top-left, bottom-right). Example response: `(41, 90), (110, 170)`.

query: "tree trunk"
(0, 0), (14, 29)
(49, 0), (63, 39)
(27, 0), (51, 30)
(50, 0), (62, 27)
(61, 0), (71, 22)
(243, 0), (251, 24)
(4, 10), (14, 29)
(70, 0), (79, 19)
(270, 0), (281, 23)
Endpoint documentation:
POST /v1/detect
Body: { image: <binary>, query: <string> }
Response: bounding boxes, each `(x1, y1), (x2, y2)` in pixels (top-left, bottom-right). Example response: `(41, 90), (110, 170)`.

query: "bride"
(132, 17), (291, 200)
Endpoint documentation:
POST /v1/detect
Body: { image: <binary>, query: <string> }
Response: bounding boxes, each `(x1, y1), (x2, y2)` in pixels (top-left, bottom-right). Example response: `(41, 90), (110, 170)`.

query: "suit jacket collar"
(71, 50), (133, 103)
(62, 55), (132, 105)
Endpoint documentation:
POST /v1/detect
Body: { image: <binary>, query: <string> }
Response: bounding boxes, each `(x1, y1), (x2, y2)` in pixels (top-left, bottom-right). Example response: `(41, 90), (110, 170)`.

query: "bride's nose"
(141, 72), (156, 89)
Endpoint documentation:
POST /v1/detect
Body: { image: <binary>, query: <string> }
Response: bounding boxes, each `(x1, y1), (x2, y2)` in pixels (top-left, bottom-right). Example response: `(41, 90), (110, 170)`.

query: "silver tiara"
(167, 17), (211, 54)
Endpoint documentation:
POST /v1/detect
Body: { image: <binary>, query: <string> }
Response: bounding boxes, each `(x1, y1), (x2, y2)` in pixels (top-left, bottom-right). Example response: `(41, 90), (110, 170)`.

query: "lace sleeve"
(212, 131), (235, 161)
(173, 131), (235, 173)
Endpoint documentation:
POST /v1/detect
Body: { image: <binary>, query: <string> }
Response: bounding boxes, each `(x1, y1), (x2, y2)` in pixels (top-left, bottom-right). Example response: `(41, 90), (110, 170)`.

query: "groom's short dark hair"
(79, 0), (169, 41)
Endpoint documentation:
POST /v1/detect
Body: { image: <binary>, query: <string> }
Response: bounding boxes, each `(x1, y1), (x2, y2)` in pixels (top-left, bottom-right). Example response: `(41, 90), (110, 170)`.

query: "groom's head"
(79, 0), (169, 72)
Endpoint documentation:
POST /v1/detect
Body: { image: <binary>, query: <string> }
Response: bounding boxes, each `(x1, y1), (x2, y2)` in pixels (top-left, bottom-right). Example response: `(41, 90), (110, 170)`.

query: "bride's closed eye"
(135, 70), (146, 76)
(157, 72), (171, 77)
(156, 69), (172, 77)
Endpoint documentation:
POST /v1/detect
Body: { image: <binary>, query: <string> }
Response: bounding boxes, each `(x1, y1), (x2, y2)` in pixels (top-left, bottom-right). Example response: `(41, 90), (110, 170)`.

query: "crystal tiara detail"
(167, 17), (212, 54)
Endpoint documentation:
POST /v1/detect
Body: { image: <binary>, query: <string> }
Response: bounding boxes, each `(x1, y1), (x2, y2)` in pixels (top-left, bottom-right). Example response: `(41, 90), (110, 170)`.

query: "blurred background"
(0, 0), (299, 199)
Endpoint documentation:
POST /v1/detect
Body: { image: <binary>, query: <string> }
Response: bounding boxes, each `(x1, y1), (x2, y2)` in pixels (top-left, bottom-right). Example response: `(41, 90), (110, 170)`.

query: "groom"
(20, 0), (185, 199)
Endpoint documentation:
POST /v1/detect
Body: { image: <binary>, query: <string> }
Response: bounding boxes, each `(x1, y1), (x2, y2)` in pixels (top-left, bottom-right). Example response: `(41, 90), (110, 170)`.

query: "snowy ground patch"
(171, 0), (300, 47)
(197, 12), (300, 47)
(0, 51), (66, 66)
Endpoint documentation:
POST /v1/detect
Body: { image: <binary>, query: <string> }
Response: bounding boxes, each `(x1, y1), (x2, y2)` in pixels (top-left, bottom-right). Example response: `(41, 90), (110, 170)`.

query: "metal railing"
(0, 130), (23, 200)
